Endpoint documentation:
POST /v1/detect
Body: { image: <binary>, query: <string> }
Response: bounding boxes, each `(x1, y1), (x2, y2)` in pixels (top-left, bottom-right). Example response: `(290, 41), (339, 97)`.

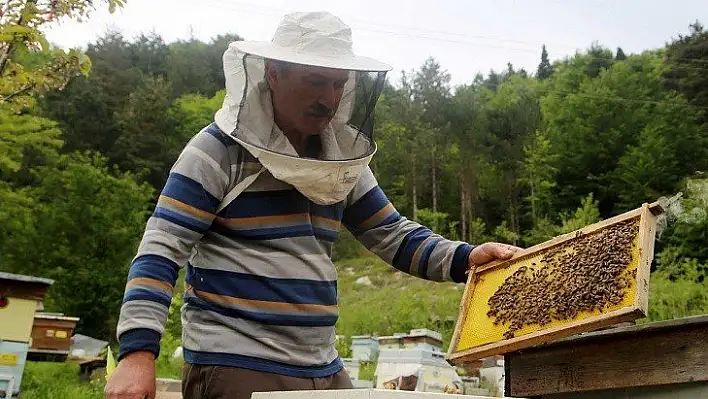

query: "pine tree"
(615, 47), (627, 60)
(536, 45), (554, 80)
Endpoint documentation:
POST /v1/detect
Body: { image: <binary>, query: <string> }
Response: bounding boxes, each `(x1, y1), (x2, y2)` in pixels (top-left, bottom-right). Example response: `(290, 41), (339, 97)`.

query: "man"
(105, 11), (520, 399)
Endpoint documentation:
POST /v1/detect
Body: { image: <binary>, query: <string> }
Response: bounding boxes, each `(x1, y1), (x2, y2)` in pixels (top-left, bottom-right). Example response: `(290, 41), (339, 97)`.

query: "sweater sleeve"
(116, 126), (232, 360)
(342, 167), (474, 283)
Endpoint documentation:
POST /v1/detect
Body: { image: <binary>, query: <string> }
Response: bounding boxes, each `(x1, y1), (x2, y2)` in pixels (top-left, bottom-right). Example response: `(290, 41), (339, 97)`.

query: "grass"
(20, 362), (104, 399)
(334, 254), (464, 349)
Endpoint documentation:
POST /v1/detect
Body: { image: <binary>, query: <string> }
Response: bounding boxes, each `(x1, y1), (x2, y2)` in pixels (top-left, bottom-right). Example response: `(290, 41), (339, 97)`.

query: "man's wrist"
(450, 243), (475, 283)
(117, 328), (161, 361)
(121, 350), (156, 363)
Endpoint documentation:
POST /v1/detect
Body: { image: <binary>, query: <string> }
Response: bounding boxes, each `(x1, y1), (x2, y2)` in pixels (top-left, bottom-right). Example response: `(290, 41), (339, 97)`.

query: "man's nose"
(319, 85), (338, 109)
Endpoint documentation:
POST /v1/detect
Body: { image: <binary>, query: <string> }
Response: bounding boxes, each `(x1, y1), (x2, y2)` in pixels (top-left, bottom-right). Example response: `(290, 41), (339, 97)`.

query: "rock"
(355, 276), (374, 287)
(345, 267), (355, 276)
(172, 346), (183, 359)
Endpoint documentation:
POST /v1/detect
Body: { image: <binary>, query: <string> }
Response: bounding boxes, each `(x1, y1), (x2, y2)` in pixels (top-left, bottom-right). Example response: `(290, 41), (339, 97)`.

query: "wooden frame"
(446, 202), (664, 365)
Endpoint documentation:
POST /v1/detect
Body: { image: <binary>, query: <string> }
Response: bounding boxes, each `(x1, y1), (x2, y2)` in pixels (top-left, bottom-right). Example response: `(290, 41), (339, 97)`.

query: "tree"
(170, 89), (226, 142)
(585, 42), (615, 78)
(39, 30), (143, 155)
(129, 32), (171, 78)
(412, 57), (453, 213)
(536, 45), (554, 80)
(0, 111), (62, 176)
(615, 47), (627, 60)
(519, 130), (559, 224)
(1, 0), (124, 112)
(663, 21), (708, 121)
(481, 74), (542, 241)
(540, 51), (706, 215)
(167, 33), (243, 98)
(110, 75), (181, 189)
(2, 152), (154, 340)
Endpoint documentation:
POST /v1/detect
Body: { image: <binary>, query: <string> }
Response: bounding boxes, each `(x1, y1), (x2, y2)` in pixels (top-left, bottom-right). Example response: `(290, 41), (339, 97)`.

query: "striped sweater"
(116, 123), (474, 377)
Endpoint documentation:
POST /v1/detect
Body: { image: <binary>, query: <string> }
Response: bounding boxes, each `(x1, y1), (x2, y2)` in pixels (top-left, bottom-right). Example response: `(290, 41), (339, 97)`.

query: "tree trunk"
(460, 176), (467, 242)
(412, 155), (418, 220)
(431, 146), (438, 213)
(530, 179), (537, 225)
(412, 181), (418, 221)
(509, 177), (520, 246)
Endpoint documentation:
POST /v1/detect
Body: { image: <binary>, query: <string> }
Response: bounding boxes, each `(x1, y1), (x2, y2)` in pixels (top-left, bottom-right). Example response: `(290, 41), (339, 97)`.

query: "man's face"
(266, 62), (350, 135)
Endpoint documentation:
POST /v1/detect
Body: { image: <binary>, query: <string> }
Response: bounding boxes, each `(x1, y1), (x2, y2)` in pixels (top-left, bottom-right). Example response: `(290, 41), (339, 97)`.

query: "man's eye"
(307, 79), (327, 88)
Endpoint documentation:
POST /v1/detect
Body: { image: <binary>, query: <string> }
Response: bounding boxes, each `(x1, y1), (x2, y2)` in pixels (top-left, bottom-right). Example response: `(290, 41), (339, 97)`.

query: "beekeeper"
(105, 11), (521, 399)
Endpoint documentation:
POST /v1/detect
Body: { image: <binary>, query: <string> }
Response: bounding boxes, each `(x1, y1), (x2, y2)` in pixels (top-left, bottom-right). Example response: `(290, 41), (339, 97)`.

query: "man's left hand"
(468, 242), (523, 272)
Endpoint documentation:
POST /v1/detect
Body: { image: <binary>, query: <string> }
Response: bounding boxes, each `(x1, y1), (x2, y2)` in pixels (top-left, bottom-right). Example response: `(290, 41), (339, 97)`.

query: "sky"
(45, 0), (708, 87)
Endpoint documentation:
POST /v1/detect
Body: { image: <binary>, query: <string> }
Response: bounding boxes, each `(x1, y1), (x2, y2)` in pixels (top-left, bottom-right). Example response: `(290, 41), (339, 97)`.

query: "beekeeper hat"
(232, 11), (392, 72)
(214, 11), (391, 206)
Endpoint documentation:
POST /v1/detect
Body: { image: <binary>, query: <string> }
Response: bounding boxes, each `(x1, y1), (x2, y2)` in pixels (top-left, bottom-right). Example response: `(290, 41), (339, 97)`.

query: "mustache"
(307, 103), (334, 118)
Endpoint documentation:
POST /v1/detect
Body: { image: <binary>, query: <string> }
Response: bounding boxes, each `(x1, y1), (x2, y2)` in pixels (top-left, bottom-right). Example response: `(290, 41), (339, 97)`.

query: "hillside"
(334, 254), (464, 352)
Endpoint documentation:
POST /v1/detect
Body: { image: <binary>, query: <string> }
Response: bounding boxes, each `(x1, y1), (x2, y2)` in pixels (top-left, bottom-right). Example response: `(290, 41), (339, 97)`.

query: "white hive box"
(351, 335), (379, 362)
(252, 389), (522, 399)
(374, 349), (460, 393)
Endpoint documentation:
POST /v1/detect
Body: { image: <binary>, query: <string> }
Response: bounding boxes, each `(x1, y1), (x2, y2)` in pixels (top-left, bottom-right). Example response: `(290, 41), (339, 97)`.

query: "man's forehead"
(293, 64), (350, 80)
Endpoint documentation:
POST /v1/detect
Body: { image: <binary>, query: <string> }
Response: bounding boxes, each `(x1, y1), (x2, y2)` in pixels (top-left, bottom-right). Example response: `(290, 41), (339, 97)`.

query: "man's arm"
(342, 168), (474, 283)
(116, 127), (231, 360)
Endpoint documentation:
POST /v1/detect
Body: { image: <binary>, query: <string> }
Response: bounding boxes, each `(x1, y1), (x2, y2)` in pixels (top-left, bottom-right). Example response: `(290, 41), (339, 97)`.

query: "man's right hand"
(104, 351), (156, 399)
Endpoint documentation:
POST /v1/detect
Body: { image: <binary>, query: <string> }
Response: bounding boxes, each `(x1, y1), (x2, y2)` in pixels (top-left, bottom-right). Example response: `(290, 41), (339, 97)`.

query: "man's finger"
(488, 243), (519, 259)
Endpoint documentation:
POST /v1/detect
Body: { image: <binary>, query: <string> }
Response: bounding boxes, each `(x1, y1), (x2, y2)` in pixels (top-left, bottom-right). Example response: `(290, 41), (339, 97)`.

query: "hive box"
(0, 341), (29, 398)
(252, 389), (522, 399)
(30, 313), (80, 352)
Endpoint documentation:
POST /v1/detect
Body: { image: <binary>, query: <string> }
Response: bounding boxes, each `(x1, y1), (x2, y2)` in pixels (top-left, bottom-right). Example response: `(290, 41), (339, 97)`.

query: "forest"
(1, 1), (707, 345)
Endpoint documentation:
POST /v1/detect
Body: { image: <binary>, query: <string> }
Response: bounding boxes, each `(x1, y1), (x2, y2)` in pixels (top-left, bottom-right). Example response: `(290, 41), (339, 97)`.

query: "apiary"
(447, 202), (663, 365)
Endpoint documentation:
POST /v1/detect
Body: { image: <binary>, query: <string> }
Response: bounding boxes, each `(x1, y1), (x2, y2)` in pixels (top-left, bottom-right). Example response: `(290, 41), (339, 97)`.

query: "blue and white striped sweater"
(117, 123), (474, 377)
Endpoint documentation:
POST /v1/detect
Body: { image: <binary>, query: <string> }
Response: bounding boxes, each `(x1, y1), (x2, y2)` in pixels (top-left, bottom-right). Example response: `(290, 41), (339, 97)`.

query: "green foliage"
(493, 221), (520, 245)
(657, 177), (708, 265)
(332, 228), (367, 262)
(1, 2), (705, 377)
(358, 361), (377, 381)
(541, 50), (708, 215)
(559, 193), (602, 234)
(20, 362), (105, 398)
(0, 110), (62, 174)
(170, 89), (226, 141)
(0, 0), (124, 112)
(663, 21), (708, 113)
(536, 44), (554, 80)
(520, 129), (559, 224)
(335, 335), (352, 358)
(416, 208), (459, 240)
(522, 217), (559, 247)
(648, 264), (708, 322)
(0, 152), (154, 340)
(110, 75), (181, 188)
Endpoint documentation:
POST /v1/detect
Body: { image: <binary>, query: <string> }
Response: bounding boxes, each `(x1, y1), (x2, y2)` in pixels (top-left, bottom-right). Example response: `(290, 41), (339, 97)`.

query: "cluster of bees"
(486, 219), (639, 340)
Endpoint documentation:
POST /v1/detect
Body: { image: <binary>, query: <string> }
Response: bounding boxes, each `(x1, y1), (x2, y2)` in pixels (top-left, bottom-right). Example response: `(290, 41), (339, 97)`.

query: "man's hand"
(468, 242), (523, 272)
(104, 351), (156, 399)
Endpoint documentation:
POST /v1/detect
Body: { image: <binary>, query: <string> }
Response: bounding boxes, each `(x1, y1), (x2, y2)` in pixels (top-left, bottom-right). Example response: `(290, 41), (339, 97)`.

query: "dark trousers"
(182, 363), (354, 399)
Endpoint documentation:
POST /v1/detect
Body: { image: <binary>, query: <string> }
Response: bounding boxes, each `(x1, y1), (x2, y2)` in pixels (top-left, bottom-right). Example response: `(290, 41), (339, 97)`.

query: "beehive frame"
(447, 201), (664, 365)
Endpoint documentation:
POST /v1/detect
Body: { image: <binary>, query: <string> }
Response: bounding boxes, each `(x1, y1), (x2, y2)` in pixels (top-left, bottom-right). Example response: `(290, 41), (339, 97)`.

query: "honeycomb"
(454, 217), (641, 352)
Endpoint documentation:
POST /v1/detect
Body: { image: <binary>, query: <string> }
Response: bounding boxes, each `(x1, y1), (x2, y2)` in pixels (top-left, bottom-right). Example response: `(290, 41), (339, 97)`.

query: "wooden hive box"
(30, 313), (80, 352)
(0, 272), (54, 343)
(447, 202), (664, 365)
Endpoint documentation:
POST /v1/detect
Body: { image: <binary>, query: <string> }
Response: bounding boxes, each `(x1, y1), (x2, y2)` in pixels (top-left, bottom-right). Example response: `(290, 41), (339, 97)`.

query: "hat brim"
(232, 41), (393, 72)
